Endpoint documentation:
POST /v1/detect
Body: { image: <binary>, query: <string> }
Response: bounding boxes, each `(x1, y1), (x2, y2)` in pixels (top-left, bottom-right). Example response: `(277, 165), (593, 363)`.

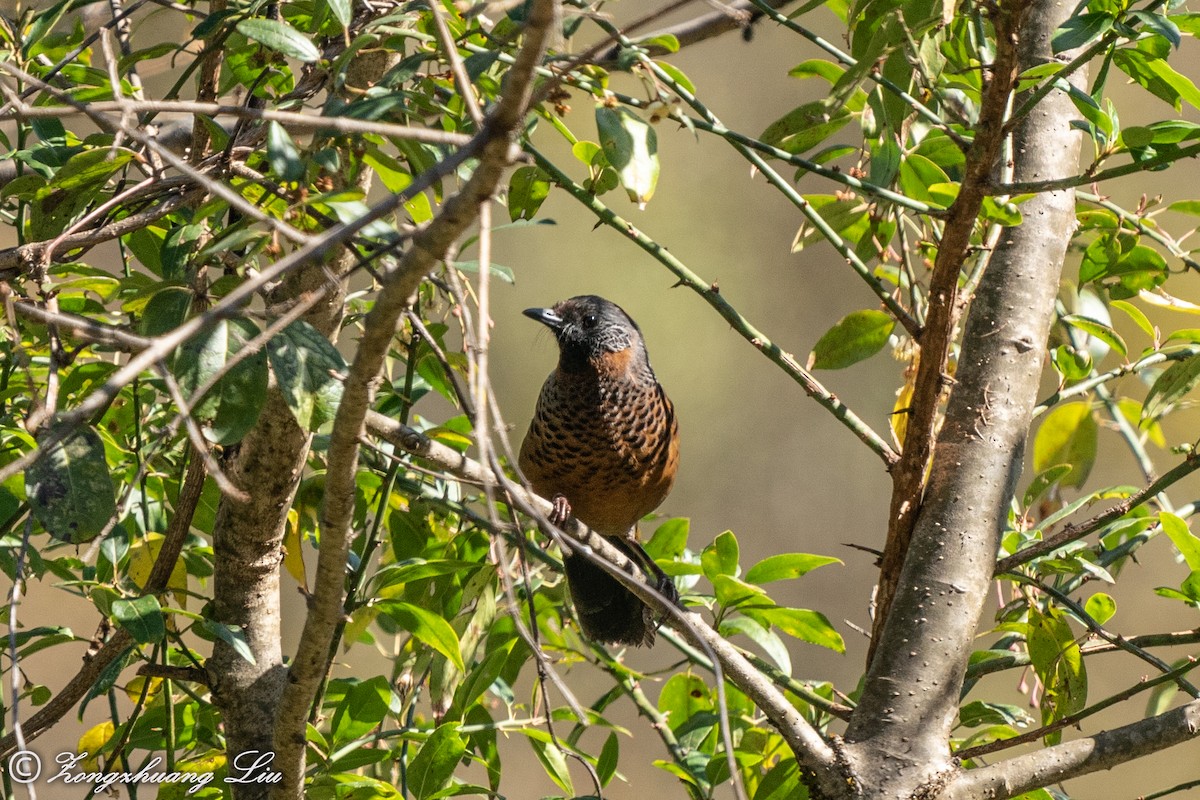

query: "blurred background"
(7, 0), (1200, 797)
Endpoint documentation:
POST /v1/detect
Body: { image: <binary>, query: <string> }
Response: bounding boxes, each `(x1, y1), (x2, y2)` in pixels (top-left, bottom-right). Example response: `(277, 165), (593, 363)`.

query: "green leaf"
(745, 553), (841, 584)
(173, 319), (270, 445)
(267, 320), (347, 432)
(654, 61), (695, 95)
(712, 575), (769, 608)
(658, 673), (712, 731)
(719, 615), (791, 674)
(754, 607), (845, 653)
(760, 101), (853, 156)
(26, 425), (117, 544)
(1032, 402), (1098, 488)
(409, 723), (467, 800)
(1113, 48), (1200, 111)
(1143, 354), (1200, 421)
(137, 286), (192, 336)
(1160, 512), (1200, 571)
(1053, 12), (1114, 52)
(596, 732), (619, 788)
(810, 310), (895, 370)
(1061, 314), (1126, 357)
(527, 732), (574, 795)
(331, 676), (397, 745)
(635, 33), (679, 52)
(1023, 465), (1073, 508)
(1083, 592), (1116, 625)
(266, 121), (304, 183)
(507, 165), (550, 221)
(701, 530), (739, 581)
(378, 602), (465, 671)
(111, 596), (165, 645)
(644, 517), (689, 560)
(198, 620), (256, 664)
(324, 0), (352, 27)
(1109, 299), (1156, 339)
(958, 700), (1032, 728)
(595, 105), (660, 207)
(1028, 607), (1087, 739)
(236, 18), (322, 63)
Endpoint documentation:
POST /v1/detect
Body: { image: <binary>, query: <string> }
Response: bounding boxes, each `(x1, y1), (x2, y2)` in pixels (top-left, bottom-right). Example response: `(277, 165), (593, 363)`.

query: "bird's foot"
(655, 570), (680, 608)
(548, 494), (572, 527)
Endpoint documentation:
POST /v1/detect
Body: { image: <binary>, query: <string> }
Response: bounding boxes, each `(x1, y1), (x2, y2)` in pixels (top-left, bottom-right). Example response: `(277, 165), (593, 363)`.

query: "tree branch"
(869, 0), (1033, 662)
(268, 3), (560, 796)
(844, 1), (1087, 794)
(363, 409), (844, 789)
(944, 700), (1200, 800)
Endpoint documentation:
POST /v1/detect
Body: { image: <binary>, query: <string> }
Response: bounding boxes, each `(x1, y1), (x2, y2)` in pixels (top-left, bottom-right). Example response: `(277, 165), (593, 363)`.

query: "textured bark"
(842, 0), (1086, 795)
(870, 0), (1031, 660)
(268, 3), (561, 797)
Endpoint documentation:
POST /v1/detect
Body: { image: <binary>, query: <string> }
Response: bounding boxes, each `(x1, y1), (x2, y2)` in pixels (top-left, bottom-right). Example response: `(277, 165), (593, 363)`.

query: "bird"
(519, 295), (680, 647)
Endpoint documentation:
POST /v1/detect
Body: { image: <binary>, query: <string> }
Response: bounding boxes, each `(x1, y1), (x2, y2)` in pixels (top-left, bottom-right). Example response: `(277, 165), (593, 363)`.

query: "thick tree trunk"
(839, 0), (1086, 796)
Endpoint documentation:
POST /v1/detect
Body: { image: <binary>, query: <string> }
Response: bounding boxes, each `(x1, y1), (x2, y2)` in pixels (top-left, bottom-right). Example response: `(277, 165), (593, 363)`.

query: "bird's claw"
(548, 494), (572, 527)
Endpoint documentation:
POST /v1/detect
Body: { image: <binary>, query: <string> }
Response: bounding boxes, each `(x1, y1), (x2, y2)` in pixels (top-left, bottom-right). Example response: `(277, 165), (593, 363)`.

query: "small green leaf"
(701, 530), (739, 580)
(745, 553), (841, 584)
(595, 105), (660, 207)
(267, 320), (347, 432)
(712, 575), (768, 608)
(644, 517), (689, 560)
(1061, 314), (1127, 357)
(1032, 402), (1098, 488)
(719, 615), (791, 674)
(596, 732), (619, 788)
(508, 165), (550, 221)
(760, 101), (853, 155)
(111, 596), (165, 645)
(331, 676), (397, 745)
(1083, 592), (1116, 625)
(1023, 465), (1073, 508)
(658, 673), (712, 730)
(26, 425), (117, 544)
(199, 620), (256, 664)
(1160, 512), (1200, 571)
(173, 319), (269, 445)
(810, 310), (896, 370)
(1053, 12), (1114, 53)
(236, 17), (322, 63)
(754, 607), (845, 653)
(378, 602), (465, 671)
(654, 61), (695, 95)
(266, 121), (304, 183)
(409, 723), (467, 800)
(527, 733), (574, 795)
(1143, 354), (1200, 421)
(1109, 299), (1156, 339)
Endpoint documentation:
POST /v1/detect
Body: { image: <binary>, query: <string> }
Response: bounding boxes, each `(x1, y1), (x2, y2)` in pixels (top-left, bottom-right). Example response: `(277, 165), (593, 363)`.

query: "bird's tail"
(564, 537), (675, 647)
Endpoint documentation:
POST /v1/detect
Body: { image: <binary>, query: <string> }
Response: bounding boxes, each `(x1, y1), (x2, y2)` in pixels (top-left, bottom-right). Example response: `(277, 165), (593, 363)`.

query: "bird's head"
(524, 295), (649, 375)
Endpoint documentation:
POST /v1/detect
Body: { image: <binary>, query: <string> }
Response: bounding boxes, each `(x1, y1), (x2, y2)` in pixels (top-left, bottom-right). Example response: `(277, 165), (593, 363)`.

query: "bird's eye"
(582, 314), (598, 329)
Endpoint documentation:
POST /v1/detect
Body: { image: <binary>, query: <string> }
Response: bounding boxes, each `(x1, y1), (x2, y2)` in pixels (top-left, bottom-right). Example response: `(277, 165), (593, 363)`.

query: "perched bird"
(519, 295), (680, 646)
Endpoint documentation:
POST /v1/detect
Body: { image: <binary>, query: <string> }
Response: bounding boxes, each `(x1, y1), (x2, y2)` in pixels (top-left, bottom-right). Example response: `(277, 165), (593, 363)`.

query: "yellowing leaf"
(77, 721), (115, 768)
(283, 508), (308, 589)
(1032, 402), (1098, 488)
(128, 533), (188, 606)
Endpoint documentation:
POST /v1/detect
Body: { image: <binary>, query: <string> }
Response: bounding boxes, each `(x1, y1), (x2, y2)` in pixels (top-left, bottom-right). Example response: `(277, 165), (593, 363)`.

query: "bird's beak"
(523, 307), (565, 331)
